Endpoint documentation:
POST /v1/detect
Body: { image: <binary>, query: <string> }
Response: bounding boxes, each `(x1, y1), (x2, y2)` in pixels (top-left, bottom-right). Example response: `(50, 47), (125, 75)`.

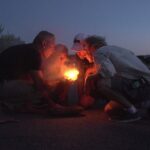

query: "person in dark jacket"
(0, 31), (82, 115)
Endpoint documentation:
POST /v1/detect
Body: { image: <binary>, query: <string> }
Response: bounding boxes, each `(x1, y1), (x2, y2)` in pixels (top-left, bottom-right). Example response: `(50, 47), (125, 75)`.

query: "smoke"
(42, 50), (69, 86)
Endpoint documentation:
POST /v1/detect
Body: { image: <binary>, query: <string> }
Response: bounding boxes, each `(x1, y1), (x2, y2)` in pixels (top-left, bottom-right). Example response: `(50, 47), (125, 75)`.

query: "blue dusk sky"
(0, 0), (150, 55)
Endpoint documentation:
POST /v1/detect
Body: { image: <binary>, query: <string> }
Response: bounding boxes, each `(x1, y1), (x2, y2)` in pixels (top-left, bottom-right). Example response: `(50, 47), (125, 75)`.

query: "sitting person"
(72, 33), (150, 122)
(42, 44), (70, 106)
(0, 31), (82, 115)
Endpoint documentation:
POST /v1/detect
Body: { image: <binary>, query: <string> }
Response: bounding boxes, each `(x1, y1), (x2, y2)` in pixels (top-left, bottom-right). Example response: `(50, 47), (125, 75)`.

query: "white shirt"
(94, 45), (150, 81)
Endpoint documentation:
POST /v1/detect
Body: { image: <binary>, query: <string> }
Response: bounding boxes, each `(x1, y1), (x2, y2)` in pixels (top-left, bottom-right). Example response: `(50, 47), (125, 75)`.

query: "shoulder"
(96, 45), (134, 56)
(6, 43), (31, 50)
(0, 43), (34, 55)
(97, 45), (118, 52)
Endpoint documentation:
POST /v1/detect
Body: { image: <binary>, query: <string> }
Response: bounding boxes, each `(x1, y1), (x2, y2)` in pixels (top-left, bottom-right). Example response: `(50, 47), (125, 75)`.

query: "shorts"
(111, 76), (150, 105)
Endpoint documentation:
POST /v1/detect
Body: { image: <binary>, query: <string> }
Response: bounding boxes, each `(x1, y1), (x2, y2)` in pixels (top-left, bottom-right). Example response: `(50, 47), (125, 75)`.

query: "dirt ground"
(0, 81), (150, 150)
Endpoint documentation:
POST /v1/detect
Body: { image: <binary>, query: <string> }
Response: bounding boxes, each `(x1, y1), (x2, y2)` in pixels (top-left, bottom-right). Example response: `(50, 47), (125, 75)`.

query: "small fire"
(64, 68), (79, 81)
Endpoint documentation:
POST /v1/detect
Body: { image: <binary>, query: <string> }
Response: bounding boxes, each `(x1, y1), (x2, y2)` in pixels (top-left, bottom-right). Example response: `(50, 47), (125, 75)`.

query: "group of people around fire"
(0, 31), (150, 122)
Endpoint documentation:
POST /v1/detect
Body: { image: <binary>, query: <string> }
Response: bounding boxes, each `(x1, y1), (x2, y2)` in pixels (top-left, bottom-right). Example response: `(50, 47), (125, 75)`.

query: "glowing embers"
(64, 68), (79, 81)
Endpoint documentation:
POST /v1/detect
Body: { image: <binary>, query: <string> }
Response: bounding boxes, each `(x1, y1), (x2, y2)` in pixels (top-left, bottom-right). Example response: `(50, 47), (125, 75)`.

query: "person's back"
(95, 45), (150, 81)
(0, 43), (41, 80)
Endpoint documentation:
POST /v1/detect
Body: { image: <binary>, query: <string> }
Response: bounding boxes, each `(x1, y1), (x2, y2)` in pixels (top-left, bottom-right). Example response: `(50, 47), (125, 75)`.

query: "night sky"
(1, 0), (150, 55)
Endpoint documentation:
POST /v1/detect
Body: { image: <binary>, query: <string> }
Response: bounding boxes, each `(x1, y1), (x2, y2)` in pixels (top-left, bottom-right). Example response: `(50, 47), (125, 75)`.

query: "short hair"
(85, 35), (107, 49)
(33, 31), (55, 45)
(55, 44), (68, 54)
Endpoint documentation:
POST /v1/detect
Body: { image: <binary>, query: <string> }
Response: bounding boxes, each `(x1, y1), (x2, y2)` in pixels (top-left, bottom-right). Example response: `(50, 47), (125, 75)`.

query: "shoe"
(108, 110), (141, 123)
(48, 104), (84, 116)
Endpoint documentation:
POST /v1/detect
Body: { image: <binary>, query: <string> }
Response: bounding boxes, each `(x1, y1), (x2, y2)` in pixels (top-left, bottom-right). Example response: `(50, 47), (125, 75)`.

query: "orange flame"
(64, 68), (79, 81)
